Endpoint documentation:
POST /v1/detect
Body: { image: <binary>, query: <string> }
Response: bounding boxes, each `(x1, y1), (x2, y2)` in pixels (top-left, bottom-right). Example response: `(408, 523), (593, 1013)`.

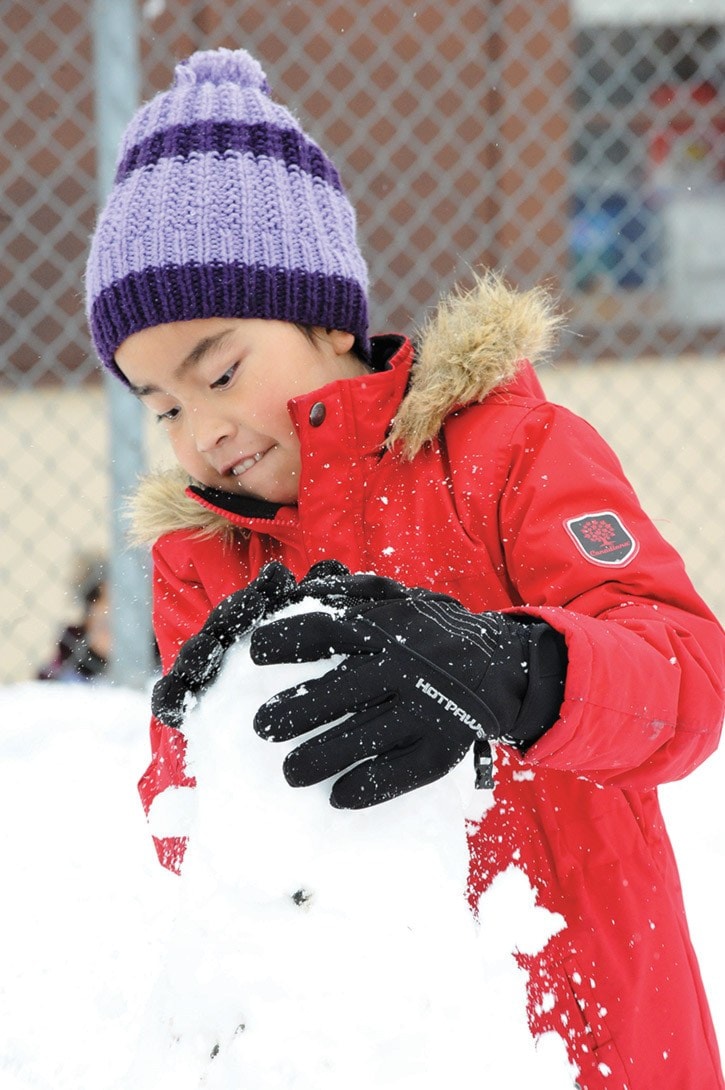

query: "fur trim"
(130, 271), (562, 543)
(128, 467), (236, 546)
(387, 271), (562, 459)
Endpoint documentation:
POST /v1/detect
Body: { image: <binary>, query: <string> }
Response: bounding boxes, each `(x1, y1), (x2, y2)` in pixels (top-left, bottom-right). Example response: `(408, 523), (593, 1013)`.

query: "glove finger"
(251, 560), (299, 605)
(282, 700), (409, 786)
(208, 591), (263, 644)
(299, 559), (351, 585)
(152, 563), (298, 727)
(151, 632), (224, 725)
(329, 739), (468, 809)
(254, 657), (389, 742)
(172, 630), (225, 686)
(151, 671), (195, 728)
(250, 611), (383, 666)
(299, 565), (410, 606)
(207, 562), (297, 645)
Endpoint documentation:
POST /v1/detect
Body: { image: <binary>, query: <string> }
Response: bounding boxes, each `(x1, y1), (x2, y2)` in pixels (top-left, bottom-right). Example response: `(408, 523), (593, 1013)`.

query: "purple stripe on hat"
(90, 261), (369, 376)
(115, 119), (343, 192)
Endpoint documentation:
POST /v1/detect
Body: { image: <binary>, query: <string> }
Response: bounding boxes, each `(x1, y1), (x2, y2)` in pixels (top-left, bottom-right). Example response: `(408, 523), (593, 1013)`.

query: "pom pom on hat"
(85, 47), (369, 379)
(172, 47), (269, 92)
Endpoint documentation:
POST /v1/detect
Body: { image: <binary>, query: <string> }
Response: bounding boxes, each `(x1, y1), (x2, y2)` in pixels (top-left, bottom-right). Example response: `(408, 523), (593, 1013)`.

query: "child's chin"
(216, 476), (299, 506)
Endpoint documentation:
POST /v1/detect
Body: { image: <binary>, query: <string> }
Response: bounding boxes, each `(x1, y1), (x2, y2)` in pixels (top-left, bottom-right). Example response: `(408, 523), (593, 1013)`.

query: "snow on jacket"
(133, 275), (725, 1088)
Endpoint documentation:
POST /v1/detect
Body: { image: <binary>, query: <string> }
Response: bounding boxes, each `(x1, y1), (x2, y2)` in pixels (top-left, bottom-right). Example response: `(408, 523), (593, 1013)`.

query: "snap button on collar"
(309, 401), (326, 426)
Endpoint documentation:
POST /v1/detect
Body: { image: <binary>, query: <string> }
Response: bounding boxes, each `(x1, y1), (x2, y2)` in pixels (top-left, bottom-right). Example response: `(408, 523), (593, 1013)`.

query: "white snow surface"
(0, 619), (723, 1088)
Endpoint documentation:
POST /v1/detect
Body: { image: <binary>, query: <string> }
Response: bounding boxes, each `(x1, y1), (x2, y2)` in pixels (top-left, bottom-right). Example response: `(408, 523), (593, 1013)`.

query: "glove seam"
(362, 617), (501, 739)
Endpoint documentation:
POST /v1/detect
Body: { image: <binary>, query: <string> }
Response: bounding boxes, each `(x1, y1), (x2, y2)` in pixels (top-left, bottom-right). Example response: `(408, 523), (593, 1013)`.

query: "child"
(85, 48), (725, 1087)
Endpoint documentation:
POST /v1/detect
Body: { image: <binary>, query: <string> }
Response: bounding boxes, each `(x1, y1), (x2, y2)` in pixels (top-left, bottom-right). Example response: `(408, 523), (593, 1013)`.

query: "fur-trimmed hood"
(130, 272), (561, 545)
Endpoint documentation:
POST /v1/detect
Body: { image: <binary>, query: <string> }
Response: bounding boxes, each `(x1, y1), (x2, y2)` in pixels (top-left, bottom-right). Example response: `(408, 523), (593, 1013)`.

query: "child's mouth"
(230, 451), (264, 477)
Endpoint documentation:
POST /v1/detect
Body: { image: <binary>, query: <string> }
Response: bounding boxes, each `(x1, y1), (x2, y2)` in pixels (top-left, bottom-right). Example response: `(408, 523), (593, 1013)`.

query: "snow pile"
(0, 624), (722, 1090)
(0, 684), (175, 1090)
(132, 606), (575, 1088)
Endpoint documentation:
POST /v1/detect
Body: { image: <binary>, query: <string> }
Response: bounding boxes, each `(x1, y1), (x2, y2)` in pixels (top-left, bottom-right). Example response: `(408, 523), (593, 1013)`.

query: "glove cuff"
(507, 623), (567, 748)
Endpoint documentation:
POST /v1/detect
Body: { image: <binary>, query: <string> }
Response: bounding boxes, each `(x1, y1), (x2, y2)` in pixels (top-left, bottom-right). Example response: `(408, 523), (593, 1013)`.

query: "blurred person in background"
(37, 554), (110, 682)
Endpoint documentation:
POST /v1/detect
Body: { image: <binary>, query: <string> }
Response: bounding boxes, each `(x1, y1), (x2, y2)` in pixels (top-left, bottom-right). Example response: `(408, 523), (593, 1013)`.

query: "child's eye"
(211, 363), (238, 389)
(156, 406), (180, 423)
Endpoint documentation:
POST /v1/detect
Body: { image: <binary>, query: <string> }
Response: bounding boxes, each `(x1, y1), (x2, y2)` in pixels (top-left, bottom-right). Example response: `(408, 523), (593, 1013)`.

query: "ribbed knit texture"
(85, 48), (369, 378)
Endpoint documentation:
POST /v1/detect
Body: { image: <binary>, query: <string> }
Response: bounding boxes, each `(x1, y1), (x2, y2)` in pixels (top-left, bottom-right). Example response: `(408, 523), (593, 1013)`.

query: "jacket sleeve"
(137, 531), (218, 872)
(492, 399), (724, 790)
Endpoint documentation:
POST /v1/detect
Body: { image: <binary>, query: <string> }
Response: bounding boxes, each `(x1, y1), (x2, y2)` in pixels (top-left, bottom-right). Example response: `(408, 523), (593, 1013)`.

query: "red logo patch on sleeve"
(564, 511), (639, 566)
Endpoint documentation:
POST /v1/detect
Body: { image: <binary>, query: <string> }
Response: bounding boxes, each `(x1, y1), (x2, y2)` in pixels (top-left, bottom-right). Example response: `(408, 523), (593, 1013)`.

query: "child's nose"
(192, 409), (232, 452)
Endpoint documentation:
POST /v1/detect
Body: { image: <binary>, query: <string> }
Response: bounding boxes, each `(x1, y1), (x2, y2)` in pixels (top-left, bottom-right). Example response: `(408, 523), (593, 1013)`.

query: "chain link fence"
(2, 0), (724, 684)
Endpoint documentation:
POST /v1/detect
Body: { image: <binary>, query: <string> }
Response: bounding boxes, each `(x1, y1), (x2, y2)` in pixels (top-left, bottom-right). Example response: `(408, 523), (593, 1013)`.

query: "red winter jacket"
(134, 278), (724, 1088)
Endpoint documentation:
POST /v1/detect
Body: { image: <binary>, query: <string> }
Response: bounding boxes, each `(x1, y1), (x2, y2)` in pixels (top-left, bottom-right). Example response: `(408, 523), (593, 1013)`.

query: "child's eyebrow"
(128, 327), (237, 397)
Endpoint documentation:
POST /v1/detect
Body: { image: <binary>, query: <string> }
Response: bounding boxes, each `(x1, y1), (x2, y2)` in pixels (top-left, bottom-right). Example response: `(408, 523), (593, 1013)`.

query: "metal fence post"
(91, 0), (154, 688)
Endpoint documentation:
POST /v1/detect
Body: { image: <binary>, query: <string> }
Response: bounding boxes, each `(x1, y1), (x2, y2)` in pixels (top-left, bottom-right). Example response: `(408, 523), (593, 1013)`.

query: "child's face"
(115, 318), (365, 504)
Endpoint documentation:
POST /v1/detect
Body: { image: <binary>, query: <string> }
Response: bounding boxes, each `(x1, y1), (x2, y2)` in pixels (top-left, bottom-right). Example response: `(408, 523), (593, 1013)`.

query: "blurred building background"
(1, 0), (724, 684)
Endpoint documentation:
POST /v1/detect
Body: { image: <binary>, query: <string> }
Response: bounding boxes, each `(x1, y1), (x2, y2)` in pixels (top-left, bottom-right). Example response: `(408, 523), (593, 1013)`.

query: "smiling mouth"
(230, 451), (265, 477)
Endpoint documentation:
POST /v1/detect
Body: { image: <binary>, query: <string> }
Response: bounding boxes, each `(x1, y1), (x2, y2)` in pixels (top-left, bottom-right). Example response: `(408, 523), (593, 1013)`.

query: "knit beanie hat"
(85, 48), (369, 378)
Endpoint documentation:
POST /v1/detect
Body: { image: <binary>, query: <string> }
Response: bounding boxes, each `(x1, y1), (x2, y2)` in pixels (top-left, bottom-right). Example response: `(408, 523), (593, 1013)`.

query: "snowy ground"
(0, 640), (722, 1089)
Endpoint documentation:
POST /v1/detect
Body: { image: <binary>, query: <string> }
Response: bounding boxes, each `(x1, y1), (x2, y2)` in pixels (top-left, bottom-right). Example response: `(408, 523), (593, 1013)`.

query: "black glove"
(152, 561), (298, 729)
(250, 563), (567, 808)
